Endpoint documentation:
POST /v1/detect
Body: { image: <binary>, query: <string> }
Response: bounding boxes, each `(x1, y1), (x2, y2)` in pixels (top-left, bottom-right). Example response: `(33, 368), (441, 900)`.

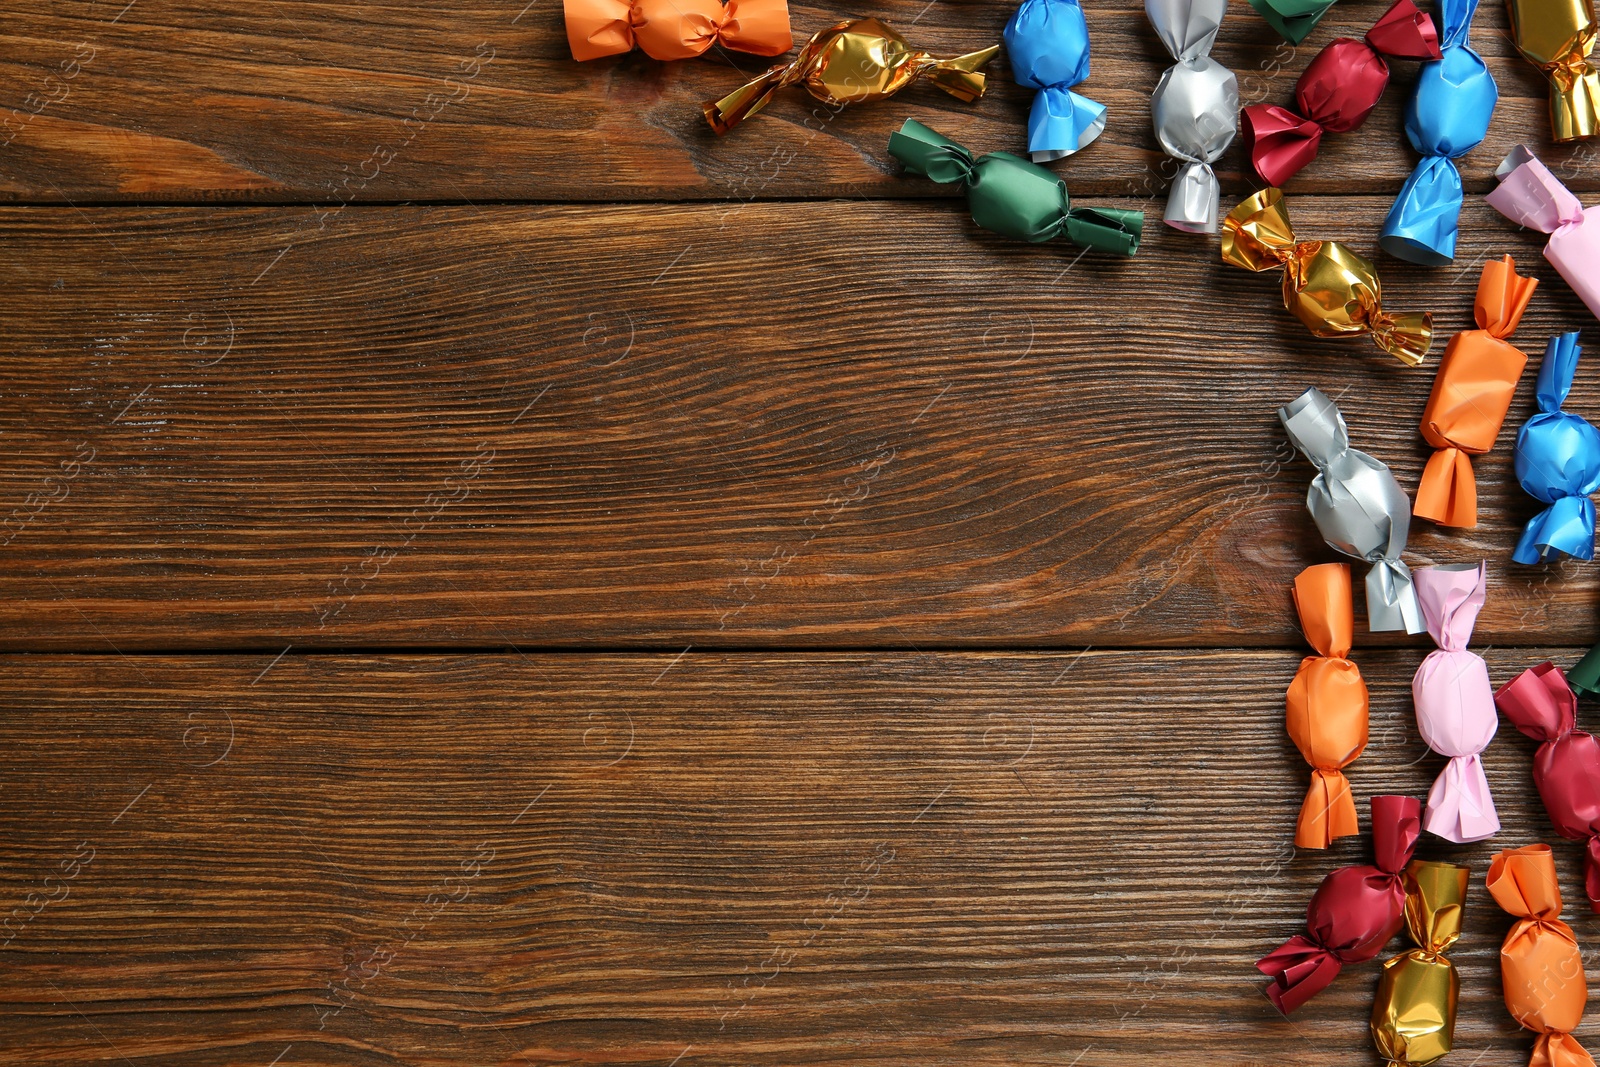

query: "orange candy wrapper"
(1415, 256), (1539, 527)
(1488, 844), (1596, 1067)
(565, 0), (792, 61)
(1288, 563), (1370, 848)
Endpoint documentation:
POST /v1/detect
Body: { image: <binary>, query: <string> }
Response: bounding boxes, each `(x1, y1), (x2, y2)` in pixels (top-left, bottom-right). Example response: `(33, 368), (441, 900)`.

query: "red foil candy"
(1242, 0), (1440, 186)
(1257, 794), (1423, 1013)
(1495, 661), (1600, 913)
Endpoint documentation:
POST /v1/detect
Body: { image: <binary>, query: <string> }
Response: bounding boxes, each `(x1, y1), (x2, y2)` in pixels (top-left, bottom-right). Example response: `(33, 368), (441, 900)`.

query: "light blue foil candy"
(1379, 0), (1497, 265)
(1513, 333), (1600, 564)
(1005, 0), (1107, 163)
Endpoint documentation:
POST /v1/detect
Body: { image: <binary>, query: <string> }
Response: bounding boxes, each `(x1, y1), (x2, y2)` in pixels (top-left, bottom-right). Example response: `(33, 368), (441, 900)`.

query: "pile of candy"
(557, 0), (1600, 1057)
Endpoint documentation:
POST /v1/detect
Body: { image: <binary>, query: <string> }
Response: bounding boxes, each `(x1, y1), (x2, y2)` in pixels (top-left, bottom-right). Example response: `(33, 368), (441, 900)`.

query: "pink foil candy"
(1486, 146), (1600, 322)
(1414, 562), (1500, 842)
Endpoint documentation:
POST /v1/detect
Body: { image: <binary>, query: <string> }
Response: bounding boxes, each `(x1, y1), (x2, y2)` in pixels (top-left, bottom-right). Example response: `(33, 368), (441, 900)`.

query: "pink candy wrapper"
(1486, 146), (1600, 322)
(1414, 562), (1500, 843)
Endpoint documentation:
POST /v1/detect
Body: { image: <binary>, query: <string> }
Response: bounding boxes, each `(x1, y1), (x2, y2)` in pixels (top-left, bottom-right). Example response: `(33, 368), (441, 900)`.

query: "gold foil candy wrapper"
(1506, 0), (1600, 141)
(1222, 188), (1433, 365)
(1371, 860), (1467, 1066)
(704, 17), (999, 134)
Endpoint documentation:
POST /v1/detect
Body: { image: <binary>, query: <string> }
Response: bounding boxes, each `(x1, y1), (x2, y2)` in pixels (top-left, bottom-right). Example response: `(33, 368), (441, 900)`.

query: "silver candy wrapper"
(1279, 387), (1425, 634)
(1147, 0), (1239, 233)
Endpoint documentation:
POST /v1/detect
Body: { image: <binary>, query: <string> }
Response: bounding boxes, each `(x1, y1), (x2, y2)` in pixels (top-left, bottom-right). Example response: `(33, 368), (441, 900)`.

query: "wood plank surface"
(0, 196), (1594, 650)
(0, 649), (1592, 1066)
(0, 0), (1594, 202)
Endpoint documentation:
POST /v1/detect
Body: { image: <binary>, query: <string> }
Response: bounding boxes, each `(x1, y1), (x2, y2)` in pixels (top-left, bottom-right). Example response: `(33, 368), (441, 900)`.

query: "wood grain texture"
(0, 649), (1593, 1066)
(0, 197), (1595, 650)
(0, 0), (1594, 202)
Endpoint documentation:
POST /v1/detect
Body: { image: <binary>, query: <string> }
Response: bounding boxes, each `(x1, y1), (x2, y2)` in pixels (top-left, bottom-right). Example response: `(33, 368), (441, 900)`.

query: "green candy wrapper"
(887, 119), (1142, 256)
(1572, 642), (1600, 698)
(1249, 0), (1339, 43)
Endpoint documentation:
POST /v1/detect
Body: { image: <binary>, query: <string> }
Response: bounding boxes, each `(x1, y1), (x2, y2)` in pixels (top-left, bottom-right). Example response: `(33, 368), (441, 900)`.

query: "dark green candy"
(888, 119), (1141, 257)
(1571, 641), (1600, 699)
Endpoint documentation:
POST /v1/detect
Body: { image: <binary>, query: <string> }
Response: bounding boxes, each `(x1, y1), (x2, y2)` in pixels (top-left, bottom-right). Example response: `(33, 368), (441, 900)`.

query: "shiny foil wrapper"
(888, 119), (1143, 255)
(1487, 147), (1600, 322)
(1006, 0), (1107, 163)
(1415, 256), (1537, 527)
(1147, 0), (1238, 233)
(1506, 0), (1600, 141)
(565, 0), (791, 60)
(1414, 563), (1500, 843)
(1380, 0), (1498, 264)
(703, 18), (998, 134)
(1571, 642), (1600, 699)
(1495, 663), (1600, 913)
(1280, 387), (1425, 634)
(1513, 332), (1600, 564)
(1258, 795), (1422, 1013)
(1487, 844), (1595, 1067)
(1371, 860), (1468, 1066)
(1223, 189), (1433, 364)
(1242, 0), (1441, 186)
(1287, 563), (1369, 849)
(1249, 0), (1339, 43)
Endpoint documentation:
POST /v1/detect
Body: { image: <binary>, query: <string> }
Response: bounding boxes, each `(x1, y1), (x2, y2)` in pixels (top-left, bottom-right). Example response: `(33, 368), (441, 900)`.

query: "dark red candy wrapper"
(1257, 794), (1423, 1013)
(1242, 0), (1440, 186)
(1494, 661), (1600, 913)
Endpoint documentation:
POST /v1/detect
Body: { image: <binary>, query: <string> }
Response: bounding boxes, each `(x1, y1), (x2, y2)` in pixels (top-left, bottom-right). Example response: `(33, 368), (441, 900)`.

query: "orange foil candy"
(1488, 844), (1596, 1067)
(1415, 256), (1539, 527)
(565, 0), (792, 61)
(1288, 563), (1370, 848)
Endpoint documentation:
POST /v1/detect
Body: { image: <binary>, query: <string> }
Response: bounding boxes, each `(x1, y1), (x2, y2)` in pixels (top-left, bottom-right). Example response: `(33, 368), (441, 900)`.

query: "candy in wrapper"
(1241, 0), (1441, 187)
(1280, 388), (1425, 634)
(1258, 794), (1422, 1013)
(1495, 663), (1600, 913)
(1005, 0), (1106, 163)
(1146, 0), (1238, 233)
(887, 119), (1142, 256)
(1370, 861), (1468, 1066)
(1486, 147), (1600, 322)
(1379, 0), (1498, 264)
(1414, 562), (1500, 843)
(703, 18), (999, 135)
(1487, 844), (1596, 1067)
(1512, 332), (1600, 564)
(1249, 0), (1338, 44)
(1287, 564), (1369, 849)
(1415, 256), (1537, 528)
(564, 0), (790, 61)
(1505, 0), (1600, 141)
(1223, 189), (1433, 365)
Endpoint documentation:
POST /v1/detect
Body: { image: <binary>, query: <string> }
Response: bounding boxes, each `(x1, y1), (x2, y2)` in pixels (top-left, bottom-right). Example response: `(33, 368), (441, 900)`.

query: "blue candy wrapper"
(1005, 0), (1107, 163)
(1514, 332), (1600, 564)
(1379, 0), (1497, 265)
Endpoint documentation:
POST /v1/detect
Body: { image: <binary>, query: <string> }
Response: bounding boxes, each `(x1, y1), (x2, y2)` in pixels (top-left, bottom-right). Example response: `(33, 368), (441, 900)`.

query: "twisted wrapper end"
(1368, 308), (1434, 366)
(1514, 495), (1598, 564)
(1533, 1032), (1597, 1067)
(1494, 661), (1577, 744)
(1298, 769), (1359, 848)
(887, 119), (978, 185)
(1063, 206), (1143, 256)
(1027, 85), (1107, 163)
(704, 57), (804, 134)
(1424, 752), (1500, 842)
(1166, 161), (1221, 233)
(1221, 187), (1297, 272)
(1241, 104), (1322, 187)
(1547, 63), (1600, 142)
(1247, 0), (1336, 44)
(1278, 386), (1348, 468)
(1257, 935), (1343, 1012)
(1570, 645), (1600, 700)
(1415, 447), (1476, 526)
(916, 45), (1001, 103)
(1368, 557), (1425, 634)
(1365, 0), (1443, 59)
(1480, 253), (1540, 336)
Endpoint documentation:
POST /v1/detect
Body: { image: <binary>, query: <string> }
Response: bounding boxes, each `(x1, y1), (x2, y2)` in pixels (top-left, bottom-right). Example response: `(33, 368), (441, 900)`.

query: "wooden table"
(1, 0), (1597, 1062)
